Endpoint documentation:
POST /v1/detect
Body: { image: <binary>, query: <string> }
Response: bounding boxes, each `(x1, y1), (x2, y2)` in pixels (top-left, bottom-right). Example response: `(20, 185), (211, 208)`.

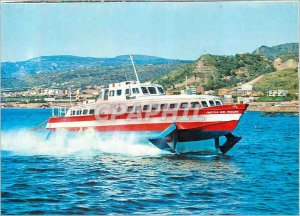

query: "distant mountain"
(253, 43), (299, 60)
(1, 62), (190, 90)
(1, 55), (191, 78)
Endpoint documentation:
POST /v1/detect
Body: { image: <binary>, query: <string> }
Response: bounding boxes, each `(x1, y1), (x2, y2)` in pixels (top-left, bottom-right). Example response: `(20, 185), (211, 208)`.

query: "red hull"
(46, 104), (248, 132)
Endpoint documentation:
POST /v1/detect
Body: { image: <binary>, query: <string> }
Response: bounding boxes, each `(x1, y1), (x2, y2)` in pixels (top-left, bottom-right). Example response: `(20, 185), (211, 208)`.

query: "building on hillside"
(277, 90), (288, 96)
(237, 84), (253, 96)
(76, 89), (82, 95)
(238, 96), (255, 104)
(268, 90), (288, 97)
(204, 90), (215, 95)
(181, 87), (197, 95)
(62, 89), (68, 96)
(221, 94), (234, 104)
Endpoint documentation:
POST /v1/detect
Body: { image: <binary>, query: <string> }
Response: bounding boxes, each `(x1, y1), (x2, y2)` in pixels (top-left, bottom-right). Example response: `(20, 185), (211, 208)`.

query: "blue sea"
(1, 108), (299, 214)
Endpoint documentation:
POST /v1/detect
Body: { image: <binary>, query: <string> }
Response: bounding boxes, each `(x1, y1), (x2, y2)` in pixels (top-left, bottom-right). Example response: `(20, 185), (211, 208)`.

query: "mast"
(68, 87), (71, 105)
(129, 54), (140, 82)
(186, 76), (188, 89)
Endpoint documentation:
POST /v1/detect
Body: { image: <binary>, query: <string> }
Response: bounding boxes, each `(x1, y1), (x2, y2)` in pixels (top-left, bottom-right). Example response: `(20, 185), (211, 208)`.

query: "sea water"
(1, 108), (298, 214)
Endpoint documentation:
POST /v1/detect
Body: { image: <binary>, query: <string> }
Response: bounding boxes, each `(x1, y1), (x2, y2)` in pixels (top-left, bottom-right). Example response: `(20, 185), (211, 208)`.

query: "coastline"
(1, 101), (298, 113)
(247, 101), (298, 113)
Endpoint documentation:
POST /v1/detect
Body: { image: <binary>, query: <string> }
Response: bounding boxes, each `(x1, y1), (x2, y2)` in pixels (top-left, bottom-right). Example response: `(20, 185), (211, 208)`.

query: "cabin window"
(76, 110), (82, 115)
(180, 102), (189, 109)
(104, 89), (109, 100)
(132, 88), (140, 94)
(170, 103), (177, 109)
(71, 110), (76, 115)
(99, 92), (103, 99)
(134, 105), (141, 112)
(209, 100), (215, 106)
(141, 87), (149, 94)
(127, 106), (133, 112)
(125, 88), (130, 95)
(89, 109), (95, 114)
(83, 109), (88, 115)
(191, 102), (200, 108)
(201, 101), (208, 107)
(160, 104), (168, 110)
(157, 87), (165, 94)
(215, 100), (222, 106)
(143, 105), (150, 111)
(151, 104), (158, 111)
(116, 89), (122, 96)
(148, 87), (157, 94)
(109, 90), (115, 97)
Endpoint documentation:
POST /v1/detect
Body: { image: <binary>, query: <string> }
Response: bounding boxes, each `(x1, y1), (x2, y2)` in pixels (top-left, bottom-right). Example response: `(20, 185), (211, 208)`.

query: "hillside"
(1, 55), (190, 78)
(2, 43), (298, 92)
(253, 43), (298, 60)
(1, 62), (188, 89)
(253, 68), (298, 95)
(155, 53), (275, 90)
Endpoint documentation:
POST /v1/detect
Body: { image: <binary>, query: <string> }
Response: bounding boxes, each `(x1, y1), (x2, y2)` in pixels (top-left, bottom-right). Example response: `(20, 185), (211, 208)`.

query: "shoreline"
(247, 101), (298, 113)
(1, 101), (298, 113)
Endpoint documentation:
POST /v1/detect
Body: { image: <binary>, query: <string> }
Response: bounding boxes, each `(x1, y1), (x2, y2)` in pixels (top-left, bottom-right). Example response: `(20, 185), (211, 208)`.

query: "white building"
(222, 94), (234, 104)
(238, 96), (254, 104)
(268, 90), (288, 97)
(181, 87), (197, 95)
(237, 84), (253, 96)
(204, 90), (215, 95)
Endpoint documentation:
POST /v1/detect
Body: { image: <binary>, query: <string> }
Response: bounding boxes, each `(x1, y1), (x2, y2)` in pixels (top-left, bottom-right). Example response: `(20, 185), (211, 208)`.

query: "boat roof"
(69, 94), (221, 110)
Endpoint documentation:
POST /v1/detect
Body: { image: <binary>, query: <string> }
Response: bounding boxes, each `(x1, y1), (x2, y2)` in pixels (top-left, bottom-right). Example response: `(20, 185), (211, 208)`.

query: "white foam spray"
(1, 129), (163, 157)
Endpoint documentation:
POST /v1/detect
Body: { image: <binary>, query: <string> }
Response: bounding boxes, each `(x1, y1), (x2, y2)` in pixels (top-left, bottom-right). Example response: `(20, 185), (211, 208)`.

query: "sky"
(1, 2), (299, 62)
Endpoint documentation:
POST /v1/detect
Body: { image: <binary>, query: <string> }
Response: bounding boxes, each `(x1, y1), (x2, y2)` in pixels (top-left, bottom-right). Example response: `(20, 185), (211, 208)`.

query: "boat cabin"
(98, 81), (166, 102)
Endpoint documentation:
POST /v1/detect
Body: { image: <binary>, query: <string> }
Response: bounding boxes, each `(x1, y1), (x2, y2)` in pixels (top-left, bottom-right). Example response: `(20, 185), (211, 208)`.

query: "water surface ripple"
(1, 109), (298, 214)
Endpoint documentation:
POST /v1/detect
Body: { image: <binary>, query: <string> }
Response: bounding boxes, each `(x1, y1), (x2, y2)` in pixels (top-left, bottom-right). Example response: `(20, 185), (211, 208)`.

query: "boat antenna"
(129, 54), (140, 82)
(186, 76), (188, 89)
(68, 87), (71, 106)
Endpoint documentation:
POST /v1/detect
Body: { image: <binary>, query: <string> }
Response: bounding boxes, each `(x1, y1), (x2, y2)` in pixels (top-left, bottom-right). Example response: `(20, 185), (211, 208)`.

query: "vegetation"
(253, 68), (298, 95)
(2, 63), (189, 89)
(1, 55), (190, 78)
(203, 53), (274, 89)
(255, 95), (297, 102)
(156, 53), (275, 90)
(253, 43), (298, 60)
(153, 62), (197, 89)
(278, 54), (299, 62)
(2, 43), (299, 98)
(2, 96), (46, 103)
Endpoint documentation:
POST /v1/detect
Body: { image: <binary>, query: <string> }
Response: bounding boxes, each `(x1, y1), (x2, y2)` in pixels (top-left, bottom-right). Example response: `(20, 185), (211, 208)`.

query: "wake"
(1, 129), (163, 157)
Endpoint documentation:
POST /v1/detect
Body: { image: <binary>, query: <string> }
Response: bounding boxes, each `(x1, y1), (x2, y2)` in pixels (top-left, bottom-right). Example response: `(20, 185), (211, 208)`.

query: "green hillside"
(253, 43), (298, 61)
(152, 62), (197, 89)
(155, 53), (275, 90)
(253, 68), (298, 95)
(2, 62), (188, 89)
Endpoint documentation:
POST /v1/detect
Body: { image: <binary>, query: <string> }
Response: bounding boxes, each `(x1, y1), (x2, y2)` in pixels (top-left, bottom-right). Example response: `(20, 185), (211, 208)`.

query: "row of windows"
(69, 100), (222, 116)
(106, 86), (165, 98)
(126, 100), (222, 112)
(70, 109), (95, 116)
